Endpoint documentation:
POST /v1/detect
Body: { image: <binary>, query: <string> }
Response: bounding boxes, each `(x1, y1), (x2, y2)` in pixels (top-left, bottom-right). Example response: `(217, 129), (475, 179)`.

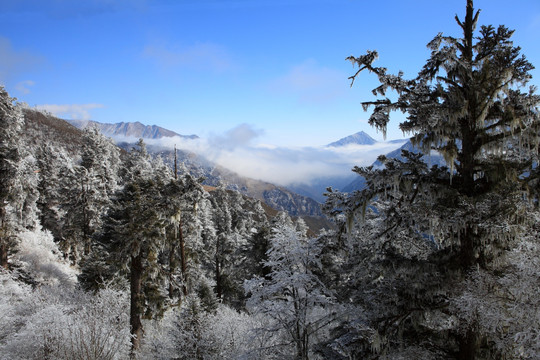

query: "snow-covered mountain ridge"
(67, 119), (198, 140)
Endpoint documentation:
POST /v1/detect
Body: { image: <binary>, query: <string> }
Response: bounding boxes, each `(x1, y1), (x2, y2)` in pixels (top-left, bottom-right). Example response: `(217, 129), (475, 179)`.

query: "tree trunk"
(458, 0), (478, 198)
(215, 254), (222, 300)
(168, 239), (175, 299)
(0, 240), (8, 269)
(130, 254), (144, 357)
(457, 0), (481, 269)
(0, 211), (9, 269)
(457, 326), (478, 360)
(459, 226), (477, 268)
(179, 220), (187, 296)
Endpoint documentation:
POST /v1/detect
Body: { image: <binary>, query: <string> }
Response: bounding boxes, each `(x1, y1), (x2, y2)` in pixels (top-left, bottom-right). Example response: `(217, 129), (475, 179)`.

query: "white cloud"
(268, 59), (348, 103)
(36, 103), (104, 120)
(208, 123), (264, 151)
(143, 41), (234, 72)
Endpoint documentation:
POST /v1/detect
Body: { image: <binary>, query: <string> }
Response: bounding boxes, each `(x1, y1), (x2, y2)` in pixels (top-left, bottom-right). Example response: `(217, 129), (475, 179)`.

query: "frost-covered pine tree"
(324, 0), (540, 358)
(97, 176), (170, 355)
(35, 145), (73, 244)
(164, 172), (204, 300)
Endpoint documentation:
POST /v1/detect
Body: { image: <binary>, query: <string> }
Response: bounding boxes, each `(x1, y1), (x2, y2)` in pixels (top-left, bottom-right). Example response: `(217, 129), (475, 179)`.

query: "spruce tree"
(324, 1), (540, 358)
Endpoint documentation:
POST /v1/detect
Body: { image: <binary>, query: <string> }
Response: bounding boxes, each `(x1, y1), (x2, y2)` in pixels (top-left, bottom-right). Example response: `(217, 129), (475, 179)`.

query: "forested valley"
(1, 1), (540, 359)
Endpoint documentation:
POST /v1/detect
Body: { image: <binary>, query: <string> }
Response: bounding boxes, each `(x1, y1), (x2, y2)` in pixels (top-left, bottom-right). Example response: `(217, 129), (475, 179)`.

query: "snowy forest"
(1, 1), (540, 359)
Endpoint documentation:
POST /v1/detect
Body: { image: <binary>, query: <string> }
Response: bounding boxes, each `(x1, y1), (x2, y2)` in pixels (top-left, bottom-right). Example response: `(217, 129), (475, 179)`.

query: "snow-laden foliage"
(3, 1), (539, 354)
(1, 86), (288, 358)
(62, 126), (122, 259)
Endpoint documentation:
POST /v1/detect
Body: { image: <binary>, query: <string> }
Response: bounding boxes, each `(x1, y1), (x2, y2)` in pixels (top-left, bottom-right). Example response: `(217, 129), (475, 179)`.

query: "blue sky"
(2, 0), (540, 147)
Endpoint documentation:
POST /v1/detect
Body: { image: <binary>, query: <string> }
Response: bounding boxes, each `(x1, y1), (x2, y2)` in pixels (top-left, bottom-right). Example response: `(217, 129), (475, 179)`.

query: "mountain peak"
(327, 131), (377, 147)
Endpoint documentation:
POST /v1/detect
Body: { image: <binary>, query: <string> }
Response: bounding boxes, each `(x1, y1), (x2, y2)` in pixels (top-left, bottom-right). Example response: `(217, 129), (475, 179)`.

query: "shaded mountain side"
(341, 175), (367, 193)
(372, 140), (445, 168)
(68, 119), (198, 140)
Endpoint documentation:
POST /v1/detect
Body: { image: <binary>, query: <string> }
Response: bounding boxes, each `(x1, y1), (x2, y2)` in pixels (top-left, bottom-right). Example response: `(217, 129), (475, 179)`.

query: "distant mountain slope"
(68, 119), (198, 140)
(327, 131), (377, 147)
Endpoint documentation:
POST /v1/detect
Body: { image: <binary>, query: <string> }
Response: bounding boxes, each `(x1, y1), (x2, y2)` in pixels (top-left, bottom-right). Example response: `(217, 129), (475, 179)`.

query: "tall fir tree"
(324, 0), (540, 358)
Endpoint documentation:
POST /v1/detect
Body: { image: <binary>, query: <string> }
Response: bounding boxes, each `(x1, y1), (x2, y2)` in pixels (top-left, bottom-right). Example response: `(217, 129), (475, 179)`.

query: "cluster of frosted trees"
(2, 1), (540, 358)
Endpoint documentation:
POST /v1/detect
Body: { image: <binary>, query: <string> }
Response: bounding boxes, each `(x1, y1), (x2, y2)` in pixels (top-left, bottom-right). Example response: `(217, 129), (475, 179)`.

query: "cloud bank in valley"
(132, 124), (405, 187)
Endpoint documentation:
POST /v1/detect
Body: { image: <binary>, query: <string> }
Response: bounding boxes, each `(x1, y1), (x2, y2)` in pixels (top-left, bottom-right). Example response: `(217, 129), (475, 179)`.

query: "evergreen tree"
(102, 177), (168, 354)
(324, 1), (540, 358)
(80, 140), (206, 356)
(164, 172), (204, 300)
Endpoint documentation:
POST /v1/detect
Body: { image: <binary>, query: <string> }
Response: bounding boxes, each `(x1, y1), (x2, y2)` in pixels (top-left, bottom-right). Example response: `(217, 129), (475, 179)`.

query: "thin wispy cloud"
(143, 41), (234, 73)
(0, 37), (44, 83)
(268, 59), (348, 103)
(15, 80), (36, 94)
(36, 103), (104, 120)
